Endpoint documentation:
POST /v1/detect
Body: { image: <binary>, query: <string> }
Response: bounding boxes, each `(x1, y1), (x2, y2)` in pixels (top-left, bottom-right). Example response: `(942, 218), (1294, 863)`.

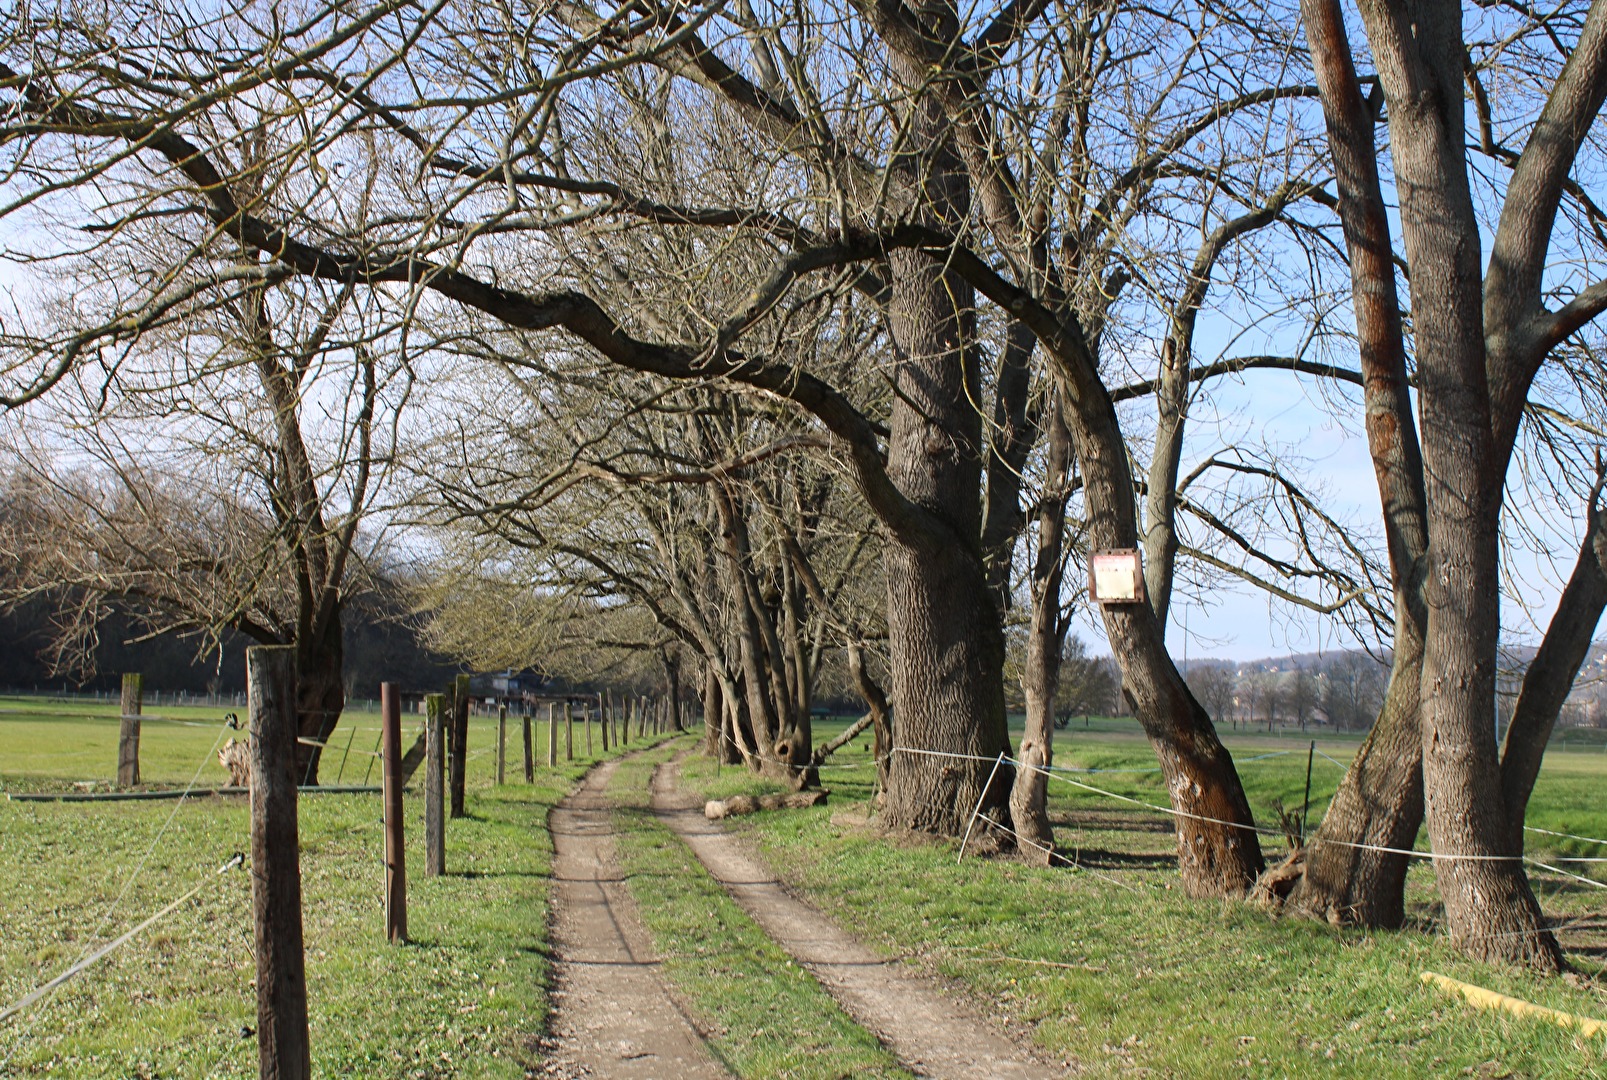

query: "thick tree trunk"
(662, 648), (683, 732)
(881, 535), (1012, 832)
(1290, 618), (1423, 927)
(1356, 0), (1560, 970)
(1044, 328), (1263, 893)
(1293, 0), (1432, 929)
(701, 662), (727, 759)
(875, 59), (1011, 834)
(292, 602), (345, 786)
(1010, 394), (1072, 866)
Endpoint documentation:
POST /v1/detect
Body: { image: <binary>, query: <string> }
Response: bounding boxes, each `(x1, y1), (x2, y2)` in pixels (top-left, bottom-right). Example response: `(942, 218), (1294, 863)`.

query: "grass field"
(0, 694), (669, 1077)
(678, 715), (1607, 1079)
(3, 695), (1604, 1077)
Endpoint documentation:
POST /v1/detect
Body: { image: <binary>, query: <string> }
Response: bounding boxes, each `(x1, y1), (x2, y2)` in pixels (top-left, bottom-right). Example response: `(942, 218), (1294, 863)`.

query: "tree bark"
(980, 322), (1040, 606)
(1041, 315), (1263, 894)
(449, 673), (470, 818)
(1010, 392), (1072, 866)
(290, 601), (345, 786)
(1292, 0), (1431, 929)
(713, 483), (811, 781)
(1357, 0), (1559, 969)
(1289, 618), (1424, 927)
(847, 641), (893, 797)
(1500, 499), (1607, 851)
(701, 661), (726, 758)
(875, 61), (1011, 833)
(246, 646), (311, 1080)
(117, 672), (142, 789)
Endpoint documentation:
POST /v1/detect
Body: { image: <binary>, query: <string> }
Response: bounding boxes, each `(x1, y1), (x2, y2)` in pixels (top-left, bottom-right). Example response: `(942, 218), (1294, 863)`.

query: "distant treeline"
(0, 590), (461, 697)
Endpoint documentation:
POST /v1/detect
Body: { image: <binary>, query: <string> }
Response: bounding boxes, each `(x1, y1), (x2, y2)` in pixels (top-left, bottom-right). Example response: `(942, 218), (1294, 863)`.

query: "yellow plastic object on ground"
(1420, 970), (1605, 1039)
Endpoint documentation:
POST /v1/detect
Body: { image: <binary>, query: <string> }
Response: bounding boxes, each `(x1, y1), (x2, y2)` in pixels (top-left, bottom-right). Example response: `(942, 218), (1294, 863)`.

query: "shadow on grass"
(1060, 848), (1179, 872)
(1052, 808), (1176, 834)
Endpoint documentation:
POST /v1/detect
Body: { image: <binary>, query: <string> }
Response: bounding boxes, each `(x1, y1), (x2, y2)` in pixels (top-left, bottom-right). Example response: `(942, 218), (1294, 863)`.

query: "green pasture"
(677, 715), (1607, 1079)
(2, 695), (1604, 1078)
(0, 694), (667, 1077)
(0, 695), (389, 793)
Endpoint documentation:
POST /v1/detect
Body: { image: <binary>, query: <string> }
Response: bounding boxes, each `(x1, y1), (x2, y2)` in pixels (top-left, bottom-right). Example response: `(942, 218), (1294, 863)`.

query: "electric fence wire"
(0, 714), (240, 1065)
(894, 746), (1607, 888)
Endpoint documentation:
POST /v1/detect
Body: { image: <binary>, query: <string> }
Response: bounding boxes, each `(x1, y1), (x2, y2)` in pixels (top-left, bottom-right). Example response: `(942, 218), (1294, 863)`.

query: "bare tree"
(1186, 664), (1237, 728)
(1292, 0), (1607, 968)
(0, 255), (394, 781)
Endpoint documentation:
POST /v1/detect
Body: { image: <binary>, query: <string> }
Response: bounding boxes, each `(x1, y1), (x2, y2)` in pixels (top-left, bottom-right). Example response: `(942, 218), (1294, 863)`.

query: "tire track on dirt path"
(543, 756), (731, 1079)
(650, 755), (1068, 1079)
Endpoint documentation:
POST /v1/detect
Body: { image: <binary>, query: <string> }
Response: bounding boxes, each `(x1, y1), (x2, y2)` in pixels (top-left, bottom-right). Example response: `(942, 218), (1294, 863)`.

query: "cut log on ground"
(704, 790), (829, 820)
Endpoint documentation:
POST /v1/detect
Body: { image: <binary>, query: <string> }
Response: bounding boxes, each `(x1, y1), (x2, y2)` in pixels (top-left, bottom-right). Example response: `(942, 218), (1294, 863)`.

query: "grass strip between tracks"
(607, 739), (913, 1080)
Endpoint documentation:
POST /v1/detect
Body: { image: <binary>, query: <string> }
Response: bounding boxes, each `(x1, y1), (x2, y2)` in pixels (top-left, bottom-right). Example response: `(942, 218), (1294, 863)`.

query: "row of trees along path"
(6, 0), (1607, 974)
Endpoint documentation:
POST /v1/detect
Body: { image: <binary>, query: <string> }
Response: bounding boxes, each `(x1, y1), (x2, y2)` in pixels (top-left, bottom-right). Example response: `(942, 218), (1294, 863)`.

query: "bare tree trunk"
(701, 661), (725, 758)
(291, 603), (344, 786)
(848, 641), (893, 799)
(873, 43), (1012, 836)
(1501, 498), (1607, 850)
(660, 646), (683, 732)
(980, 322), (1040, 605)
(1048, 343), (1263, 893)
(1290, 618), (1423, 927)
(1356, 0), (1559, 970)
(449, 673), (470, 818)
(1292, 0), (1431, 929)
(881, 534), (1012, 832)
(1010, 394), (1072, 866)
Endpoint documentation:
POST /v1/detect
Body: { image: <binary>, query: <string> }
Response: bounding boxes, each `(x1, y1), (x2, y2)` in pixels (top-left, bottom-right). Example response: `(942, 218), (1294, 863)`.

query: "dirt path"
(544, 758), (729, 1079)
(650, 757), (1067, 1079)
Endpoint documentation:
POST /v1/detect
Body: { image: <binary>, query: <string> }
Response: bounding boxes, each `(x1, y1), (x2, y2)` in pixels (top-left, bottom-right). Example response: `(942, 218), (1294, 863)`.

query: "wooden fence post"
(522, 709), (533, 782)
(247, 646), (312, 1080)
(496, 705), (507, 786)
(585, 700), (593, 756)
(117, 673), (142, 788)
(547, 702), (558, 767)
(380, 683), (407, 944)
(564, 702), (574, 761)
(425, 693), (446, 877)
(449, 674), (470, 819)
